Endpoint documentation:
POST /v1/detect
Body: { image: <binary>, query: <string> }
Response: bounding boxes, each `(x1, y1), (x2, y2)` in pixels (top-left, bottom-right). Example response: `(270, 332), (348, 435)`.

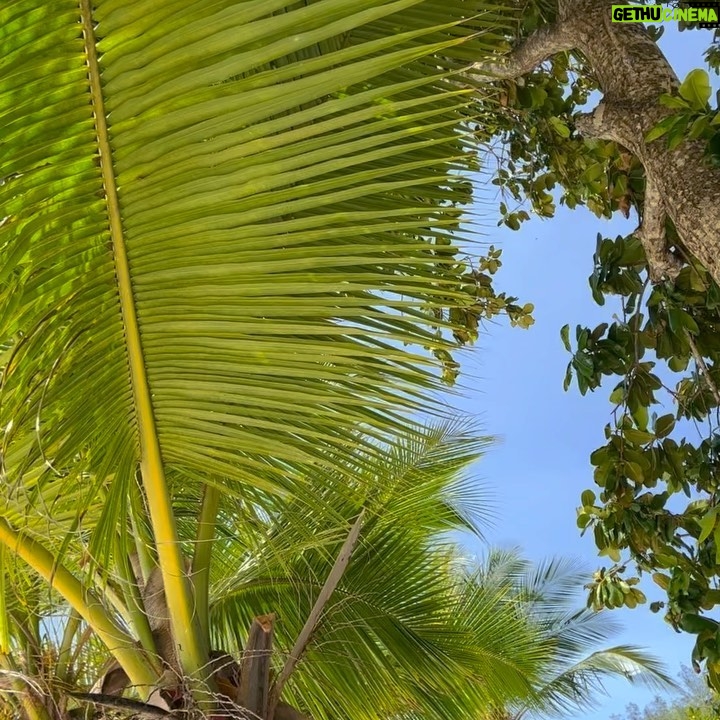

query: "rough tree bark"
(473, 0), (720, 284)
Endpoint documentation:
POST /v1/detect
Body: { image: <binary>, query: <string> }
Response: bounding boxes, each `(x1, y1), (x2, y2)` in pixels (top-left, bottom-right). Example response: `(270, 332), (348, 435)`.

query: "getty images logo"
(611, 2), (720, 27)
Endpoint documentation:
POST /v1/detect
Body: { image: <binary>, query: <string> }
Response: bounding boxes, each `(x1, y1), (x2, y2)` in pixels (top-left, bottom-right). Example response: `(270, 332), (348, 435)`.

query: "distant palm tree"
(468, 550), (674, 720)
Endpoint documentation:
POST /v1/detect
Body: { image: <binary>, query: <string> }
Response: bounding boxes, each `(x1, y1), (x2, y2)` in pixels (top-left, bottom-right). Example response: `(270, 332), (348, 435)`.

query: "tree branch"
(67, 692), (170, 719)
(574, 103), (622, 143)
(470, 21), (575, 82)
(267, 510), (365, 720)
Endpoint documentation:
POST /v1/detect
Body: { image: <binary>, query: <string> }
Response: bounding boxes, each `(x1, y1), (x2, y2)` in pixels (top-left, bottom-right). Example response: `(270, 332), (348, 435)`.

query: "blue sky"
(454, 25), (718, 720)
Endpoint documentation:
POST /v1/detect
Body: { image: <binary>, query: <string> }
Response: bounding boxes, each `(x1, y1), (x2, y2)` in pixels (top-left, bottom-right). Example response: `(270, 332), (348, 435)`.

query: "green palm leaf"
(0, 0), (503, 500)
(0, 0), (509, 679)
(209, 421), (543, 719)
(468, 550), (675, 720)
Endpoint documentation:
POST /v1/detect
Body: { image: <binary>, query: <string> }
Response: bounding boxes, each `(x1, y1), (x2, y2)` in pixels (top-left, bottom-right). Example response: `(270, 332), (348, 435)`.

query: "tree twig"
(67, 692), (170, 718)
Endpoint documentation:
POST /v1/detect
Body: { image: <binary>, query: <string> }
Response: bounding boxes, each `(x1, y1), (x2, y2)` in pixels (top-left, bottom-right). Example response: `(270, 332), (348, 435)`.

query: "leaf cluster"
(564, 255), (720, 686)
(476, 4), (720, 688)
(647, 69), (720, 165)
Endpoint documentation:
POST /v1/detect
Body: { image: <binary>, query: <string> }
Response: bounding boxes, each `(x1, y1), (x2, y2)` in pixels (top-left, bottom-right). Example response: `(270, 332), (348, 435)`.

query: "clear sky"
(455, 25), (718, 720)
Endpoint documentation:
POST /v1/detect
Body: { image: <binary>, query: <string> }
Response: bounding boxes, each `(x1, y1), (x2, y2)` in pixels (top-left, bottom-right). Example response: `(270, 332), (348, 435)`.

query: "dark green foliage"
(646, 69), (720, 166)
(465, 0), (720, 689)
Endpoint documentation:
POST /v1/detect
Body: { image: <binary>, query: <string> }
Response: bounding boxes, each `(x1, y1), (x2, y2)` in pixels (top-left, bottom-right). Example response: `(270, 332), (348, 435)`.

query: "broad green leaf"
(631, 403), (649, 432)
(698, 509), (718, 544)
(652, 573), (671, 590)
(590, 447), (609, 466)
(668, 119), (689, 150)
(646, 114), (683, 142)
(623, 429), (655, 446)
(688, 114), (711, 140)
(668, 308), (700, 336)
(659, 93), (691, 110)
(609, 384), (625, 405)
(624, 460), (645, 484)
(680, 613), (719, 634)
(573, 352), (594, 379)
(584, 162), (605, 182)
(678, 68), (712, 111)
(560, 323), (571, 352)
(529, 86), (548, 106)
(549, 116), (571, 138)
(654, 414), (675, 439)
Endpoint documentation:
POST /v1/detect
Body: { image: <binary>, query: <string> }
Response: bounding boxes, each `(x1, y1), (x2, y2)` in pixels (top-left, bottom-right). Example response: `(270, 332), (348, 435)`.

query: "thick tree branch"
(468, 0), (720, 287)
(574, 103), (630, 146)
(471, 22), (574, 82)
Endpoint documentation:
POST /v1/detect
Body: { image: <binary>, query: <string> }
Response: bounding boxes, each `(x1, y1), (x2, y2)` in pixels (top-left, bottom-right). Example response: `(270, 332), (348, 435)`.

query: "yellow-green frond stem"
(129, 497), (154, 585)
(0, 659), (51, 720)
(79, 0), (206, 683)
(55, 610), (81, 684)
(20, 697), (50, 720)
(191, 484), (221, 652)
(0, 547), (9, 655)
(0, 518), (157, 693)
(113, 536), (160, 669)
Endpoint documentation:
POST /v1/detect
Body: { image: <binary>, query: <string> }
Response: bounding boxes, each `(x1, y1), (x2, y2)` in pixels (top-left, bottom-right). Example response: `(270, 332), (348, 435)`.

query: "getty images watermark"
(612, 2), (720, 27)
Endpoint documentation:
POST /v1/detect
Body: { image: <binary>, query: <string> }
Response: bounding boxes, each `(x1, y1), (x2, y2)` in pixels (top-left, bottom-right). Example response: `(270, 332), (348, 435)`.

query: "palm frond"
(207, 421), (542, 719)
(519, 646), (676, 719)
(466, 550), (675, 720)
(0, 0), (516, 686)
(0, 0), (509, 541)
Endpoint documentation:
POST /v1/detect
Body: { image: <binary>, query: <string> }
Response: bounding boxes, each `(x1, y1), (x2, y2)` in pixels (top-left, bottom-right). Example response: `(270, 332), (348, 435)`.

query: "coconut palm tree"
(0, 419), (671, 720)
(468, 550), (674, 720)
(0, 421), (556, 719)
(0, 0), (520, 715)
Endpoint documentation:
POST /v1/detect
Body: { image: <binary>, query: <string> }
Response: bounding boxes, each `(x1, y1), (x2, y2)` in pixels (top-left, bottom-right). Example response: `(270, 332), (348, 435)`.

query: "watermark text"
(611, 3), (720, 27)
